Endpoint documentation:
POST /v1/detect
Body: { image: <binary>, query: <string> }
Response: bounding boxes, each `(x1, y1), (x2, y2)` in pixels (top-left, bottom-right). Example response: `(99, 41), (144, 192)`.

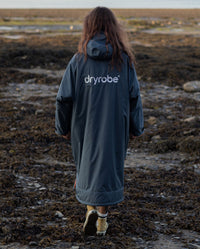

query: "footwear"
(96, 212), (109, 236)
(83, 205), (98, 235)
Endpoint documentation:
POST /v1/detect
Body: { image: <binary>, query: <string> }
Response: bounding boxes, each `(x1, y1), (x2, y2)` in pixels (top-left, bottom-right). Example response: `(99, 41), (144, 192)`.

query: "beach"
(0, 9), (200, 248)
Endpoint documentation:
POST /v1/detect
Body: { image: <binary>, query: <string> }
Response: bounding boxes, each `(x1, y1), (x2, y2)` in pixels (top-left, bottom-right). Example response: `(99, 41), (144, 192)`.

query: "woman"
(55, 7), (144, 236)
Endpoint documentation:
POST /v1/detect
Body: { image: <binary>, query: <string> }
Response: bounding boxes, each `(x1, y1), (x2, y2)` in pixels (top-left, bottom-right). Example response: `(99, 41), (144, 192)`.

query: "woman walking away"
(55, 6), (144, 236)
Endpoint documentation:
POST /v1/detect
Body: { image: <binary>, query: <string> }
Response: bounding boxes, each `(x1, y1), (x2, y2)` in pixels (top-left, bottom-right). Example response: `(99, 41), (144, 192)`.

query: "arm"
(129, 64), (144, 137)
(55, 56), (76, 137)
(55, 99), (73, 136)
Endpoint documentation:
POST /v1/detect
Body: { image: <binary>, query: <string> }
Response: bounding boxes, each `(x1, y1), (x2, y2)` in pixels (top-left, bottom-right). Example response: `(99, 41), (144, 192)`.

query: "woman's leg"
(83, 205), (98, 235)
(96, 206), (109, 235)
(83, 205), (109, 235)
(97, 206), (108, 214)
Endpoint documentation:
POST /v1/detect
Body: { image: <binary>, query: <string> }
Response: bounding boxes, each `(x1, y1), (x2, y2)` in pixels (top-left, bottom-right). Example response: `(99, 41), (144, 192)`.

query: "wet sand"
(0, 9), (200, 249)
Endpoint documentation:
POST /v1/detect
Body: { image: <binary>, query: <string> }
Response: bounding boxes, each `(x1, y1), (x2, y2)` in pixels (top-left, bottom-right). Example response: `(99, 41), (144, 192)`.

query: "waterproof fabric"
(55, 32), (144, 206)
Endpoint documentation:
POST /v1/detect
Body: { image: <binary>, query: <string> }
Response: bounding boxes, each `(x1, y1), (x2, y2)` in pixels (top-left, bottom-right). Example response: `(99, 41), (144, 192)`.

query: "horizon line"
(0, 7), (200, 9)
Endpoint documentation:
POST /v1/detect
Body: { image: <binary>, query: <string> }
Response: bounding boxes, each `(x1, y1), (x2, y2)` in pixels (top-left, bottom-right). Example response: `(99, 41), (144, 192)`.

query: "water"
(0, 25), (82, 32)
(0, 0), (200, 9)
(0, 81), (59, 105)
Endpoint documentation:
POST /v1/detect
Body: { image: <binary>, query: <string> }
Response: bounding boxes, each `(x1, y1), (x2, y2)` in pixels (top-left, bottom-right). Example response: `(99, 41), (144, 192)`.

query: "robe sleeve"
(55, 56), (76, 135)
(128, 63), (144, 136)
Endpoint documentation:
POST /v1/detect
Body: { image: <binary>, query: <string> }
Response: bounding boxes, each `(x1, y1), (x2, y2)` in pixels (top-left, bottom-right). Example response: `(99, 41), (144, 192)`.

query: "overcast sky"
(0, 0), (199, 8)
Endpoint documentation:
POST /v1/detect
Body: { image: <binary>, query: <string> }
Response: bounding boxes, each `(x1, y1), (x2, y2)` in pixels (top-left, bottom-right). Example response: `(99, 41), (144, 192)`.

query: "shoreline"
(1, 8), (200, 19)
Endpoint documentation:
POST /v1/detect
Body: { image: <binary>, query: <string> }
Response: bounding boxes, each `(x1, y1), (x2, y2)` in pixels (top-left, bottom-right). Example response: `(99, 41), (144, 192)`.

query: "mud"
(0, 9), (200, 249)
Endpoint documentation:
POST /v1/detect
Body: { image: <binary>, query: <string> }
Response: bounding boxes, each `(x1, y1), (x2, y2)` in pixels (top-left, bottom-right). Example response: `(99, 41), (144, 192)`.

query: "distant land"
(0, 8), (200, 19)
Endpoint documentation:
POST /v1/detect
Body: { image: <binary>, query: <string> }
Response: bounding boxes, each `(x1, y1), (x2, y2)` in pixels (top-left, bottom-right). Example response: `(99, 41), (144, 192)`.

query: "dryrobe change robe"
(55, 32), (144, 206)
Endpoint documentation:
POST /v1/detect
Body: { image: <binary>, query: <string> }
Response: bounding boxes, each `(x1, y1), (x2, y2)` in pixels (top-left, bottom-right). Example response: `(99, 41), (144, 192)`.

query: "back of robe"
(55, 32), (144, 205)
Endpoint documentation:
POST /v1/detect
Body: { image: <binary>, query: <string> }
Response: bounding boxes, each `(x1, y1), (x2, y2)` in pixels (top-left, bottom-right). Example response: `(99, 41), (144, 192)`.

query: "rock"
(35, 109), (44, 115)
(34, 183), (41, 188)
(194, 164), (200, 174)
(194, 92), (200, 102)
(151, 135), (161, 142)
(55, 211), (64, 218)
(188, 243), (200, 249)
(167, 115), (175, 120)
(183, 81), (200, 92)
(39, 187), (47, 191)
(184, 116), (196, 123)
(194, 169), (200, 175)
(25, 78), (36, 84)
(183, 128), (196, 135)
(21, 106), (26, 111)
(165, 165), (173, 171)
(148, 164), (159, 170)
(147, 116), (157, 125)
(29, 241), (38, 246)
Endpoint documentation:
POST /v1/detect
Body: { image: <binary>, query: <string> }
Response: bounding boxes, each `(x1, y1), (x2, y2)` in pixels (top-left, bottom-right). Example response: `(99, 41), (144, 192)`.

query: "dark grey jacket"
(55, 32), (144, 205)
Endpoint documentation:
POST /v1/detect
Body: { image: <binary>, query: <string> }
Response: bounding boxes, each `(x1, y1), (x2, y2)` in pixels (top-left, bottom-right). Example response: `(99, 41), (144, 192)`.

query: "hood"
(86, 32), (113, 60)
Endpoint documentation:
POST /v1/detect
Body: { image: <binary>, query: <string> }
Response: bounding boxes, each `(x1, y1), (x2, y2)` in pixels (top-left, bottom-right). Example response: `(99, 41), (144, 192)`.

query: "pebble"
(167, 115), (175, 120)
(21, 106), (26, 111)
(194, 169), (200, 175)
(29, 241), (38, 246)
(35, 109), (44, 115)
(39, 187), (47, 191)
(9, 149), (15, 154)
(147, 116), (157, 125)
(183, 81), (200, 92)
(25, 78), (36, 84)
(184, 116), (196, 123)
(165, 165), (172, 171)
(55, 211), (64, 218)
(194, 92), (200, 102)
(132, 237), (145, 244)
(34, 183), (41, 188)
(188, 243), (200, 249)
(183, 129), (196, 135)
(174, 236), (180, 240)
(151, 135), (161, 142)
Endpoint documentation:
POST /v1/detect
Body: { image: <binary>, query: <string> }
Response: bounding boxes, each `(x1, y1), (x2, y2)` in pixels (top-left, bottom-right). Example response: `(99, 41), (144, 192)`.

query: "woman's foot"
(83, 205), (98, 235)
(96, 211), (109, 236)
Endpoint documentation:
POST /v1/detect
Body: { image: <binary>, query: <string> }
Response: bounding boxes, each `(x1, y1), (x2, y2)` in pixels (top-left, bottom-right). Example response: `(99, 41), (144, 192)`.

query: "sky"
(0, 0), (199, 9)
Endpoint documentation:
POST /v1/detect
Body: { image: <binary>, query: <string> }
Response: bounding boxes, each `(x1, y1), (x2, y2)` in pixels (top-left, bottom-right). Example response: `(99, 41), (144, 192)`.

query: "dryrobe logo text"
(84, 75), (120, 85)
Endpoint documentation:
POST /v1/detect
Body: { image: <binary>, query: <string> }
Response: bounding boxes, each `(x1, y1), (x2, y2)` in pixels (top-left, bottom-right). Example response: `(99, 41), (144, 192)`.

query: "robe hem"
(76, 195), (124, 206)
(75, 186), (124, 206)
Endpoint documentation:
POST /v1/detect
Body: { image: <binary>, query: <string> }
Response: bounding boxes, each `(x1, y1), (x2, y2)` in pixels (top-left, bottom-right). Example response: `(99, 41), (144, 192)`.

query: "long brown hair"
(78, 7), (135, 69)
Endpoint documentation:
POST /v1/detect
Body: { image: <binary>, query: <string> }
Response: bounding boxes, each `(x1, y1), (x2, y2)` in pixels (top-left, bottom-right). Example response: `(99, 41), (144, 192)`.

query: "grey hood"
(86, 32), (113, 60)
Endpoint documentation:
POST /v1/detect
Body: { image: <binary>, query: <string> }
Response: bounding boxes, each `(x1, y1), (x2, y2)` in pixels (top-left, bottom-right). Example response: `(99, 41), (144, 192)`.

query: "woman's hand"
(130, 133), (143, 139)
(62, 132), (71, 140)
(130, 135), (137, 139)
